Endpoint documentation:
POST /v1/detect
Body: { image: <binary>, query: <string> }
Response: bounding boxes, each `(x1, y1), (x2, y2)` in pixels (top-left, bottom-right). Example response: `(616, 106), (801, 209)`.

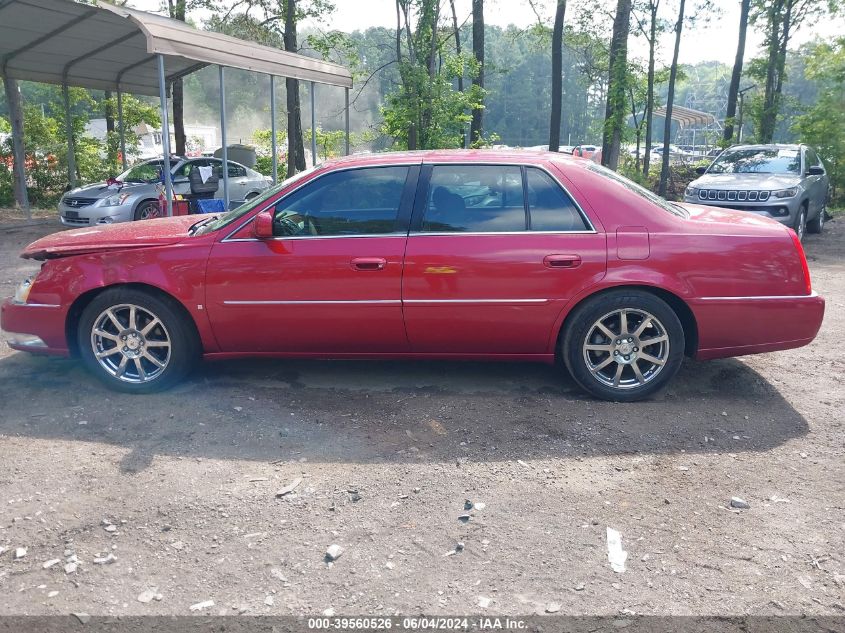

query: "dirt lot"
(0, 215), (843, 619)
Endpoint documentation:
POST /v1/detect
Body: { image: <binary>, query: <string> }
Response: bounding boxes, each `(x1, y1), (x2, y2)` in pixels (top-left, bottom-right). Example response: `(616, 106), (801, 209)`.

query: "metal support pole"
(344, 87), (350, 156)
(737, 94), (745, 143)
(3, 77), (30, 217)
(117, 87), (127, 172)
(219, 65), (229, 210)
(63, 83), (77, 188)
(270, 74), (278, 185)
(156, 54), (173, 217)
(310, 81), (317, 167)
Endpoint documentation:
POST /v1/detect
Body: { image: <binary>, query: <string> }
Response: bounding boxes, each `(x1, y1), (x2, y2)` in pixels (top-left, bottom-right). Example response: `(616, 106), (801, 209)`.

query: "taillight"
(788, 228), (812, 294)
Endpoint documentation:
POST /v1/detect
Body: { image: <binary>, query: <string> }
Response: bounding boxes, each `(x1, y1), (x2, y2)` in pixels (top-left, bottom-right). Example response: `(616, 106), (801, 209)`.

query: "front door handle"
(351, 257), (387, 271)
(544, 254), (582, 269)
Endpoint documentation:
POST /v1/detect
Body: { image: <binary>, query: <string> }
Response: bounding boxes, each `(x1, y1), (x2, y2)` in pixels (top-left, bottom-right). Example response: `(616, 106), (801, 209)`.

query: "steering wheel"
(274, 216), (302, 236)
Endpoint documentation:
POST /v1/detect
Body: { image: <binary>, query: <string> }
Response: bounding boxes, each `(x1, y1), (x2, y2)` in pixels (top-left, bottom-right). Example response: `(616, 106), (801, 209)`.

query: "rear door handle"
(351, 257), (387, 271)
(544, 254), (582, 269)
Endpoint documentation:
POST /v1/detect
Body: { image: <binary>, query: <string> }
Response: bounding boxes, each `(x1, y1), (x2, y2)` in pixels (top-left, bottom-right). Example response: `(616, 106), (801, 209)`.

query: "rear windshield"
(708, 148), (801, 174)
(586, 163), (687, 218)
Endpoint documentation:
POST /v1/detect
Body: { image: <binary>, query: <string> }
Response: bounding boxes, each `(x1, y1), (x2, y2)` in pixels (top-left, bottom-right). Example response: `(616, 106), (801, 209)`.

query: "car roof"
(727, 143), (803, 151)
(139, 156), (248, 168)
(319, 148), (591, 170)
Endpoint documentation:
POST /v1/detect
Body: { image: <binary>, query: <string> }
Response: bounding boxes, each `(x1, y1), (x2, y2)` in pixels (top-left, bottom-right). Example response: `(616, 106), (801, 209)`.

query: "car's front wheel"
(134, 200), (160, 221)
(806, 204), (825, 234)
(77, 288), (198, 393)
(562, 290), (685, 401)
(794, 205), (808, 241)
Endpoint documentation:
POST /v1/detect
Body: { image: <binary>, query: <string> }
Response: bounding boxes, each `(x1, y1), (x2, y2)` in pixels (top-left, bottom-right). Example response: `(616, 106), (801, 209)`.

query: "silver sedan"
(59, 157), (271, 227)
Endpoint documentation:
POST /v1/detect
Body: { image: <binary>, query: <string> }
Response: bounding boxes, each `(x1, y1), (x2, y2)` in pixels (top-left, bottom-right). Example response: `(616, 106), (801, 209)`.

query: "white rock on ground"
(137, 588), (158, 604)
(606, 527), (628, 573)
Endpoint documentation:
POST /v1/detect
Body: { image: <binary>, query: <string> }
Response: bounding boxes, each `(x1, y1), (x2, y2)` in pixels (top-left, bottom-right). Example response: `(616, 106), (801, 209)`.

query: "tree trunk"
(549, 0), (566, 152)
(167, 0), (187, 156)
(642, 0), (658, 177)
(601, 0), (632, 170)
(630, 87), (641, 167)
(658, 0), (685, 197)
(723, 0), (750, 143)
(285, 0), (307, 173)
(759, 0), (784, 143)
(449, 0), (466, 148)
(449, 0), (463, 94)
(469, 0), (484, 145)
(2, 78), (29, 217)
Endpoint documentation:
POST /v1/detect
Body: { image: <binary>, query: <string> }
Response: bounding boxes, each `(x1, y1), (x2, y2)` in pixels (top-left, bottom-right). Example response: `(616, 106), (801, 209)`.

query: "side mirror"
(253, 210), (274, 239)
(695, 166), (707, 175)
(807, 165), (824, 176)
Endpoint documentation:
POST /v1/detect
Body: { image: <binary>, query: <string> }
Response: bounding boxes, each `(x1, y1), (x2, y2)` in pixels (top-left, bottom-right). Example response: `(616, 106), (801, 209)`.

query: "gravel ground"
(0, 216), (843, 619)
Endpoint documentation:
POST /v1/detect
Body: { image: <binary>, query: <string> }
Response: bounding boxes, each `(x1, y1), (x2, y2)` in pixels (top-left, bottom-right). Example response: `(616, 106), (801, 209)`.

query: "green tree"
(383, 0), (485, 150)
(750, 0), (840, 143)
(602, 0), (633, 170)
(793, 38), (845, 203)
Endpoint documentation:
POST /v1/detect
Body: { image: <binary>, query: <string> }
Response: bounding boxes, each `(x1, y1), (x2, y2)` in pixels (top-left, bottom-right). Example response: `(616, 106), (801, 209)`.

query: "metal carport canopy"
(0, 0), (352, 94)
(0, 0), (353, 217)
(652, 105), (717, 129)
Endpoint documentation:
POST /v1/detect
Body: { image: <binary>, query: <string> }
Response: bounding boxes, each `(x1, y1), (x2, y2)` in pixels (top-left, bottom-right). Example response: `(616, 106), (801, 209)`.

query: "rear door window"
(525, 167), (589, 231)
(421, 165), (525, 232)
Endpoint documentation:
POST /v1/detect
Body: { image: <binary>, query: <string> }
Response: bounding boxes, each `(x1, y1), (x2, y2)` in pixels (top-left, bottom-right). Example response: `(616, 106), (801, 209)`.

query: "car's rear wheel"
(806, 204), (825, 234)
(794, 204), (808, 241)
(562, 290), (685, 402)
(134, 200), (159, 222)
(77, 288), (198, 393)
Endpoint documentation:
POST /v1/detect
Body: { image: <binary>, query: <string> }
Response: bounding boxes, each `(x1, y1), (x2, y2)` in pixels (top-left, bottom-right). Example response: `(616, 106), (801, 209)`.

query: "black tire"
(562, 290), (685, 402)
(793, 204), (808, 241)
(806, 204), (825, 234)
(245, 192), (259, 201)
(77, 287), (199, 394)
(133, 200), (159, 222)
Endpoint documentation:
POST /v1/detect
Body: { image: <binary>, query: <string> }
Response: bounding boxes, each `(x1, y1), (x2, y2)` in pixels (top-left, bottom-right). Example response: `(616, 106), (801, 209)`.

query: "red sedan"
(1, 150), (824, 401)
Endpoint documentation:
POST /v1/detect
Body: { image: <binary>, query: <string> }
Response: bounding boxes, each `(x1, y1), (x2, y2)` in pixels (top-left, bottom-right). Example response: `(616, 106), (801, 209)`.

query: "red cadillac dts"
(1, 150), (825, 401)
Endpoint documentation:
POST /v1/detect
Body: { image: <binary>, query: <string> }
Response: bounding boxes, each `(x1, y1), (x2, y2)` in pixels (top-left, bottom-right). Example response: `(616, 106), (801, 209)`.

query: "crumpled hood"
(64, 180), (152, 199)
(690, 172), (801, 191)
(22, 216), (199, 260)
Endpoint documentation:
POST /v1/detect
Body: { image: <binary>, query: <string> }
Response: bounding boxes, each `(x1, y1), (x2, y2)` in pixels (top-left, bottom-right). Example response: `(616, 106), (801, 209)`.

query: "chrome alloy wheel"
(582, 308), (670, 390)
(90, 304), (171, 383)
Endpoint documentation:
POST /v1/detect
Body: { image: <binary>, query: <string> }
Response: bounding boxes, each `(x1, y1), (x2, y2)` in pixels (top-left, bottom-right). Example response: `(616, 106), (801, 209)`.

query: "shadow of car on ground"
(0, 352), (808, 474)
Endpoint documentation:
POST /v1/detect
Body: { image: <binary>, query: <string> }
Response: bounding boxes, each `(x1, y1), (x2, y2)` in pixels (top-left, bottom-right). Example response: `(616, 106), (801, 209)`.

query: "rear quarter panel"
(550, 160), (815, 355)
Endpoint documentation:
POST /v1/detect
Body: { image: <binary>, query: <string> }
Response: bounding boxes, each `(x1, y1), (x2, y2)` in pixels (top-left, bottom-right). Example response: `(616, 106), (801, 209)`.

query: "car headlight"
(13, 278), (32, 304)
(685, 186), (699, 197)
(102, 193), (131, 206)
(773, 187), (798, 199)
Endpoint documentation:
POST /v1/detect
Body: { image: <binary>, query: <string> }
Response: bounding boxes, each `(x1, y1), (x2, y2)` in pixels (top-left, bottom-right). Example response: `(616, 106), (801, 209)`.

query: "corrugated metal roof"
(0, 0), (353, 96)
(653, 105), (718, 128)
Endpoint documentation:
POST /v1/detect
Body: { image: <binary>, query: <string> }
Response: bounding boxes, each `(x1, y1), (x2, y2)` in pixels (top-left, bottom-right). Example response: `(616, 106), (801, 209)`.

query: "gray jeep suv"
(684, 144), (829, 240)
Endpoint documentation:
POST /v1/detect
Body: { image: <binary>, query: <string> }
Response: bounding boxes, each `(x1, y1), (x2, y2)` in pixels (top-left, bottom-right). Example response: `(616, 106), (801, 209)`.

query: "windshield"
(118, 160), (179, 183)
(194, 164), (323, 235)
(586, 163), (687, 218)
(708, 148), (801, 174)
